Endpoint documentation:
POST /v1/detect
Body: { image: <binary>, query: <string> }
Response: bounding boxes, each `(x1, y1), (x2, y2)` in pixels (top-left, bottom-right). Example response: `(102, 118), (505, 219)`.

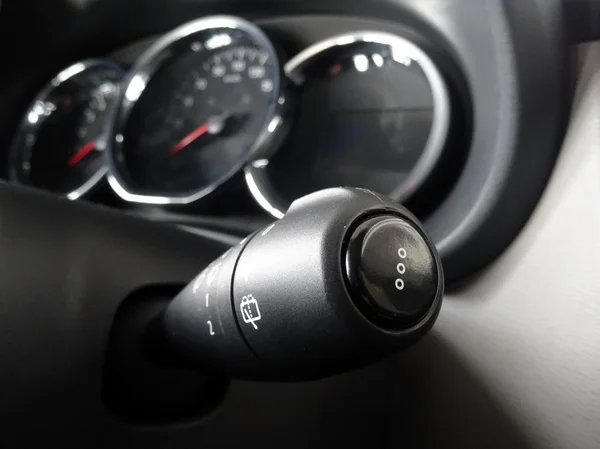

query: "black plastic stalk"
(160, 188), (444, 381)
(563, 0), (600, 43)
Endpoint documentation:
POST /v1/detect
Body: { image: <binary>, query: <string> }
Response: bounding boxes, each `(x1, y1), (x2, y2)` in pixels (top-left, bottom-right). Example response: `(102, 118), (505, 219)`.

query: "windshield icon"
(240, 294), (261, 330)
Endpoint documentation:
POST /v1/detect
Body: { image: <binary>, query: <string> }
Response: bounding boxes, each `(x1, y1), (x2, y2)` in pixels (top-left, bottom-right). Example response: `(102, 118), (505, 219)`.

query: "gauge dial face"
(107, 16), (283, 204)
(246, 32), (451, 218)
(9, 60), (124, 198)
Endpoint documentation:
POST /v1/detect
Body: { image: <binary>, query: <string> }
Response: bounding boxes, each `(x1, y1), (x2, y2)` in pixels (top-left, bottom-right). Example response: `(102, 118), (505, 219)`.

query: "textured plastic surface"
(233, 188), (443, 379)
(162, 188), (443, 381)
(160, 241), (267, 377)
(563, 0), (600, 42)
(0, 183), (231, 445)
(397, 44), (600, 449)
(102, 288), (229, 425)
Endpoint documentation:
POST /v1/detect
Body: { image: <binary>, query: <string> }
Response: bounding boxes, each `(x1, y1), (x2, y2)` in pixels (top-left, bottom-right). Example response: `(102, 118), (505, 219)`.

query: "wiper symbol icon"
(240, 294), (261, 330)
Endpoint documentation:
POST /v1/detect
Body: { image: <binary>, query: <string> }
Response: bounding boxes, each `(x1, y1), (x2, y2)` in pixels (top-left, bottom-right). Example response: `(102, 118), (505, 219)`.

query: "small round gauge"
(245, 32), (451, 218)
(9, 60), (124, 199)
(106, 16), (286, 205)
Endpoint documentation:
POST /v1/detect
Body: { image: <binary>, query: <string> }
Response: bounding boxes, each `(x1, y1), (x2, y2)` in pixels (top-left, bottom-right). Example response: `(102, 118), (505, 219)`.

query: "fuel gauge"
(9, 60), (124, 199)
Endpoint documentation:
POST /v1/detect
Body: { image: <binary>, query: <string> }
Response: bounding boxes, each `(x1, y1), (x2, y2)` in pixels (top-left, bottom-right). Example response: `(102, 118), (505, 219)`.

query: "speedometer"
(106, 16), (287, 205)
(9, 60), (123, 199)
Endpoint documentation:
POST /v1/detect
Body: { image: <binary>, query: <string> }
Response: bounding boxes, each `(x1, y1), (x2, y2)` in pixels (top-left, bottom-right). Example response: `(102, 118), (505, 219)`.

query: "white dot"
(116, 134), (124, 143)
(231, 60), (246, 72)
(211, 65), (226, 77)
(372, 53), (384, 67)
(195, 78), (208, 90)
(261, 79), (273, 93)
(353, 54), (369, 72)
(85, 110), (96, 123)
(248, 66), (265, 79)
(27, 111), (39, 124)
(205, 34), (232, 50)
(395, 279), (405, 291)
(33, 101), (45, 115)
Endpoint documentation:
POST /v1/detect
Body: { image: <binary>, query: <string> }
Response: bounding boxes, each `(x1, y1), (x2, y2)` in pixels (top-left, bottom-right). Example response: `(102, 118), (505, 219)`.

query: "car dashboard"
(0, 0), (567, 285)
(0, 0), (598, 448)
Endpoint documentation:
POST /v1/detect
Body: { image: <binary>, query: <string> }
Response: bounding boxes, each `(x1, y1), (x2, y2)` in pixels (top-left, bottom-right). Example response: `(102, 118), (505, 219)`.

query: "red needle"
(169, 122), (210, 155)
(67, 141), (96, 168)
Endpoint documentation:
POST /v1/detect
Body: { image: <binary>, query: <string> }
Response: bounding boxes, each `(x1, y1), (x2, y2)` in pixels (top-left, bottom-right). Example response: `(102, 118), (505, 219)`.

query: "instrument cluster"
(7, 15), (459, 219)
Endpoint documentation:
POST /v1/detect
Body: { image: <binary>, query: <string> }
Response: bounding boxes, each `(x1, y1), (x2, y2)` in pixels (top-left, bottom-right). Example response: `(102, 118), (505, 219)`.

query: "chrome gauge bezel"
(245, 31), (452, 219)
(105, 16), (286, 205)
(8, 59), (124, 200)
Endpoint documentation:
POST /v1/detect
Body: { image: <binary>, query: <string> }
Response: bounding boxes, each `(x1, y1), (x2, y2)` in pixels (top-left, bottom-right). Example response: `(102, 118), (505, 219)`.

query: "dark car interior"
(0, 0), (598, 447)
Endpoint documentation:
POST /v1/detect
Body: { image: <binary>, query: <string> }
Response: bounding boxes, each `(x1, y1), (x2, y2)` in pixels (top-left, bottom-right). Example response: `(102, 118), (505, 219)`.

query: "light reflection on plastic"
(335, 36), (356, 46)
(205, 34), (232, 50)
(27, 111), (39, 124)
(353, 54), (369, 72)
(267, 115), (281, 133)
(125, 75), (146, 102)
(245, 171), (284, 219)
(391, 44), (414, 67)
(53, 62), (86, 85)
(372, 53), (384, 68)
(252, 159), (269, 168)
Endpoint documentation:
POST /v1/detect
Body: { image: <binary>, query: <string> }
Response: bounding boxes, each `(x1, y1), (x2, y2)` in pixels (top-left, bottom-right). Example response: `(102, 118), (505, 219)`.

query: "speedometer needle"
(68, 141), (96, 168)
(168, 113), (232, 156)
(169, 123), (210, 155)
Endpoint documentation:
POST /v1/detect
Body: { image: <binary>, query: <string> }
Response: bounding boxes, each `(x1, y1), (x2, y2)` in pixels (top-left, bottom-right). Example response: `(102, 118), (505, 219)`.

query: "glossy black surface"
(266, 40), (438, 205)
(345, 215), (437, 328)
(8, 61), (123, 196)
